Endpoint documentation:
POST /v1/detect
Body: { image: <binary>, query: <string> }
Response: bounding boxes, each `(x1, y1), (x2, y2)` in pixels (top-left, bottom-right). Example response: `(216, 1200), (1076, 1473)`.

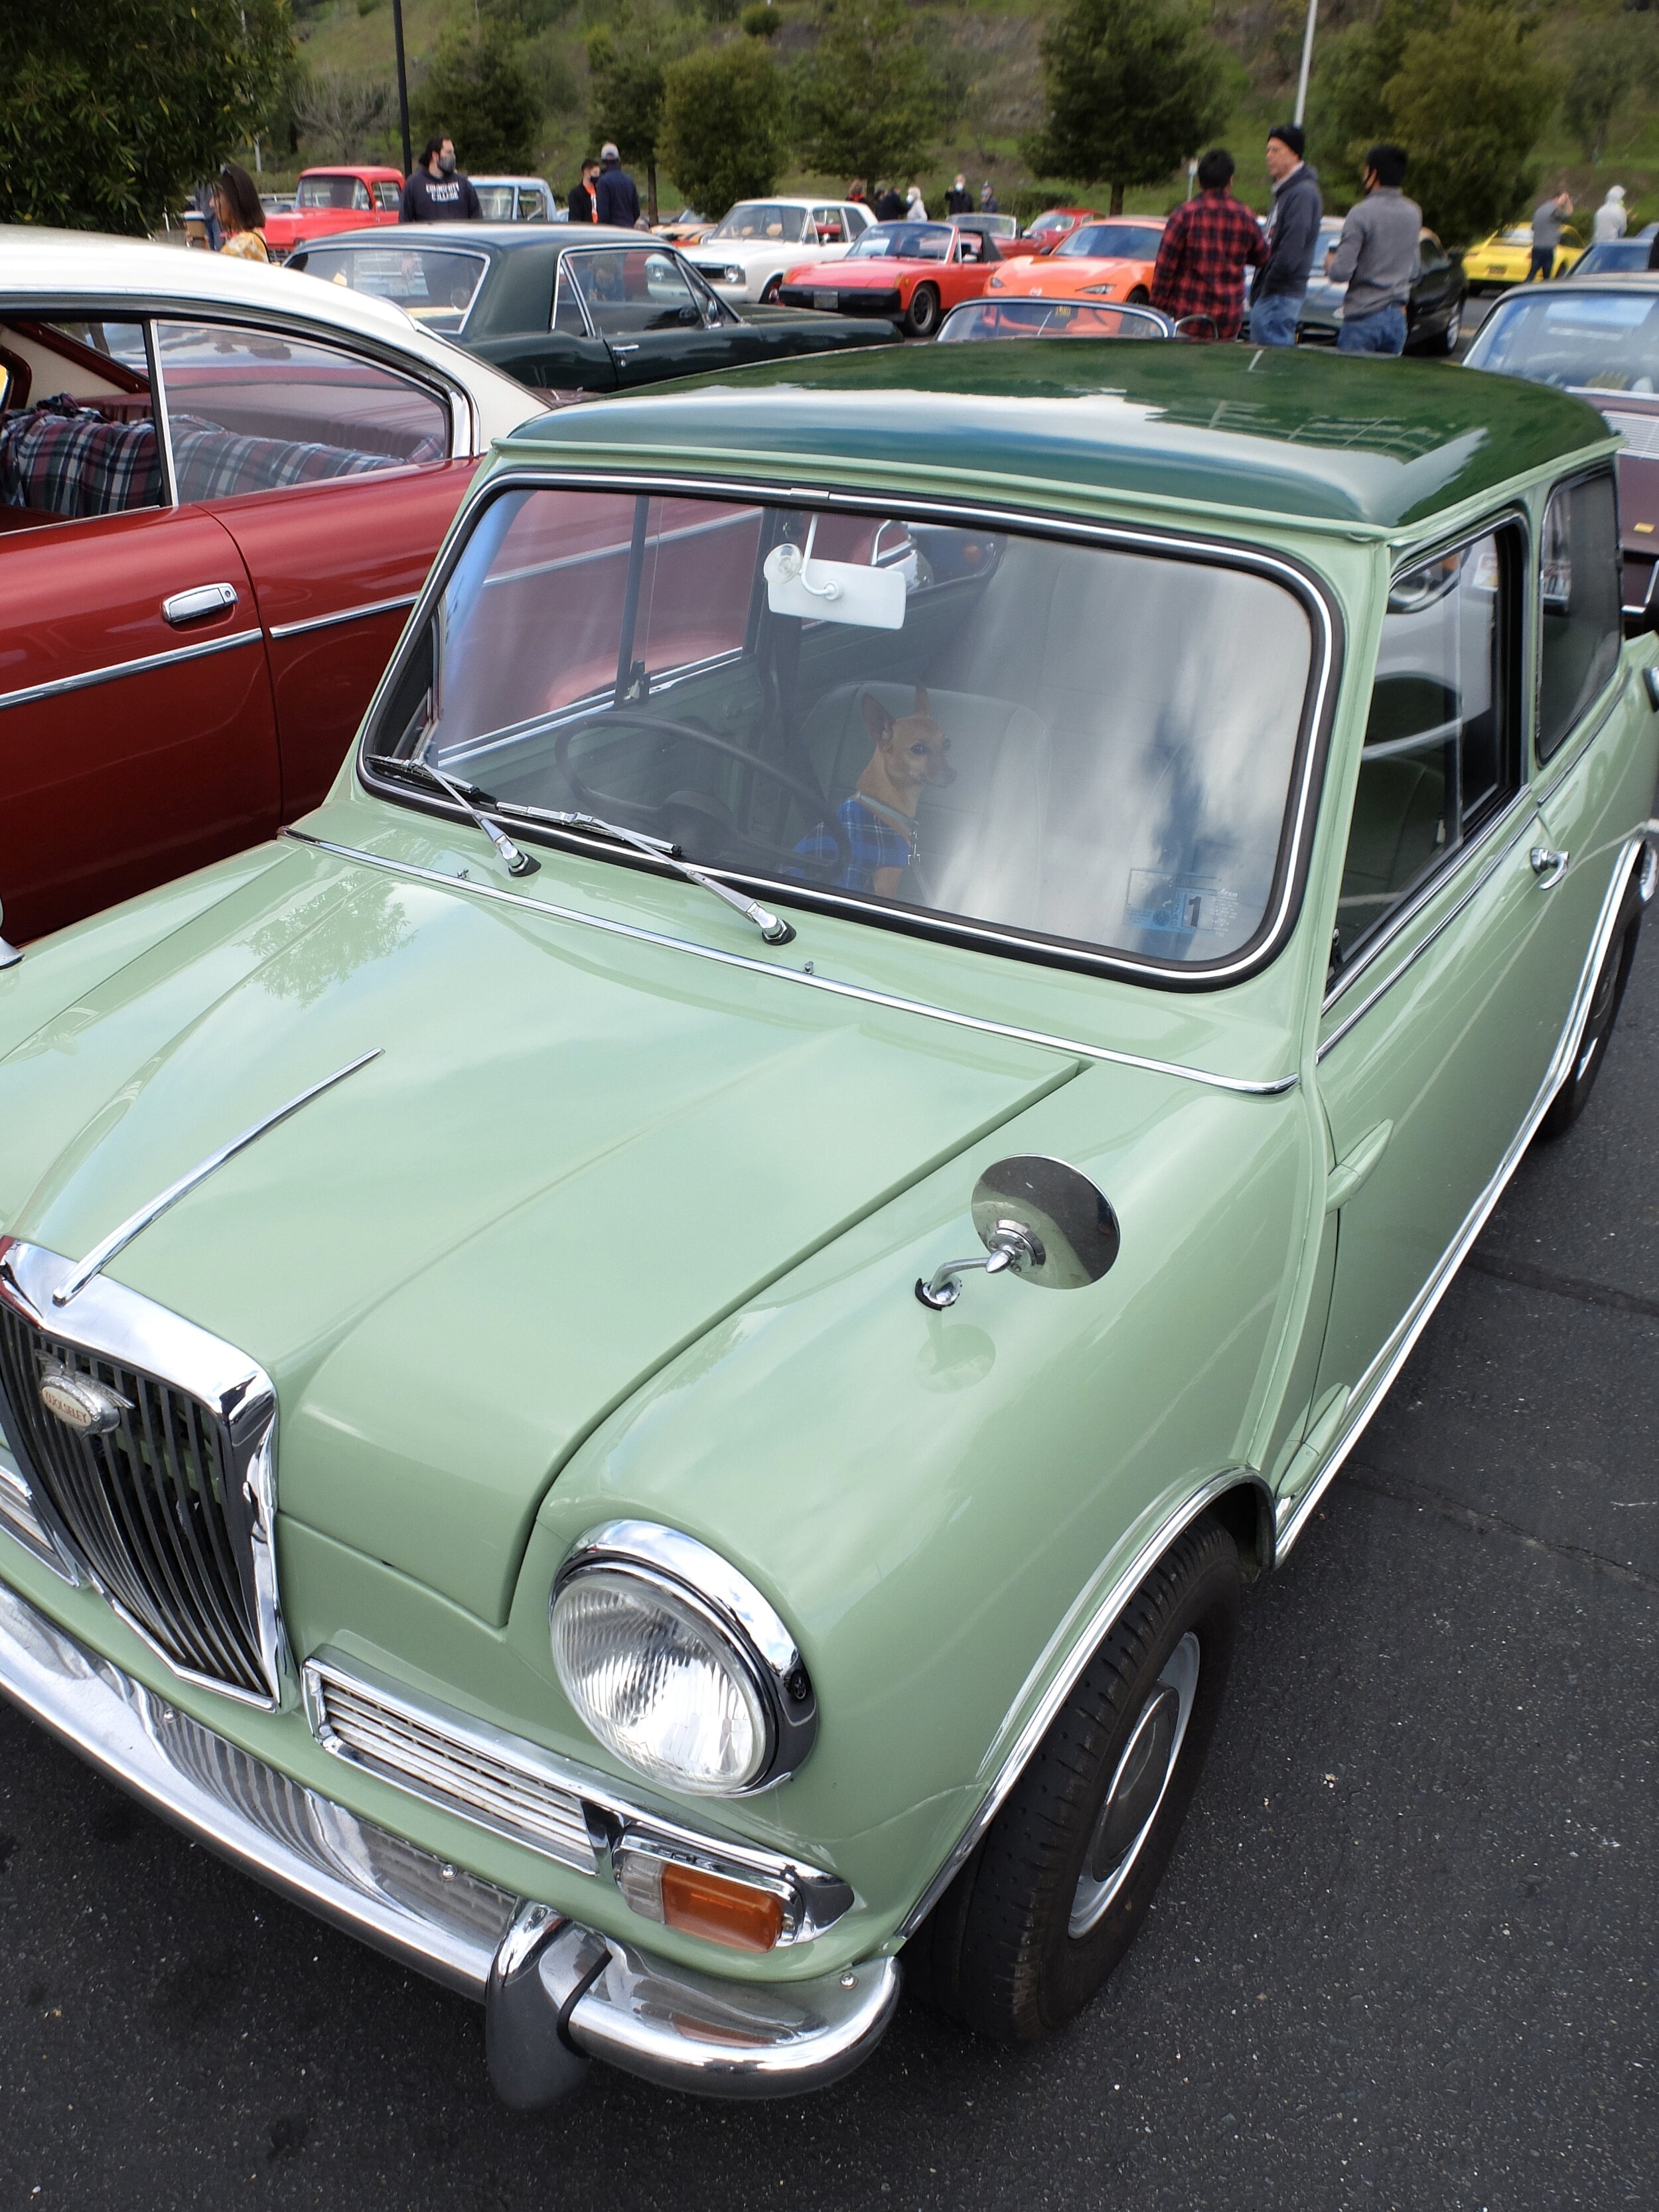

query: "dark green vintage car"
(0, 342), (1654, 2112)
(289, 224), (899, 396)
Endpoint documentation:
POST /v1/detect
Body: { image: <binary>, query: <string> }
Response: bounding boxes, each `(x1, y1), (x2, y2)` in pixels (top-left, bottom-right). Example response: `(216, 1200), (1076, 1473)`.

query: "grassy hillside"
(272, 0), (1659, 238)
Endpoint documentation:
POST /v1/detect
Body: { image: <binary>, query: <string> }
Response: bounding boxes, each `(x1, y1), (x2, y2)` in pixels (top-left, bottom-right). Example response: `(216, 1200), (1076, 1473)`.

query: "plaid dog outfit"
(793, 793), (919, 893)
(1150, 190), (1266, 340)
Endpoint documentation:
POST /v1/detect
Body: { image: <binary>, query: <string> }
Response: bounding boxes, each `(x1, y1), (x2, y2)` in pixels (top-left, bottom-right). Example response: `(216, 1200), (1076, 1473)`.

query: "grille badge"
(37, 1361), (131, 1437)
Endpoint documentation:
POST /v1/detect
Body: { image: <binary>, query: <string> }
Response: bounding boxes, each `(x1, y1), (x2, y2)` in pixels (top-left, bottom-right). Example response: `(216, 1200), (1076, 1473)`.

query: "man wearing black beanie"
(1249, 123), (1322, 347)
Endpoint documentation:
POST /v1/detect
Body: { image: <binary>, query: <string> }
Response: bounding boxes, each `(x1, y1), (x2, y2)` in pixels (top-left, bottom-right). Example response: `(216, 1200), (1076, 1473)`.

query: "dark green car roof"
(504, 341), (1613, 530)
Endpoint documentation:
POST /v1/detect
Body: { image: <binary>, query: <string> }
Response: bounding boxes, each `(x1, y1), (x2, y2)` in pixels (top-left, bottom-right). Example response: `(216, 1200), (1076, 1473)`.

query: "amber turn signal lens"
(660, 1861), (786, 1953)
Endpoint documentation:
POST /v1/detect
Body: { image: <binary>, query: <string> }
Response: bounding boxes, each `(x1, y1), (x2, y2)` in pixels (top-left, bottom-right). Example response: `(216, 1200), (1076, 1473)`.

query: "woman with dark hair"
(212, 162), (268, 262)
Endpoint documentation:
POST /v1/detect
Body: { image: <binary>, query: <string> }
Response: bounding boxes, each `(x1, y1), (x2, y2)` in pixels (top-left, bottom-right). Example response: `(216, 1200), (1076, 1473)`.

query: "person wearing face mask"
(401, 136), (482, 222)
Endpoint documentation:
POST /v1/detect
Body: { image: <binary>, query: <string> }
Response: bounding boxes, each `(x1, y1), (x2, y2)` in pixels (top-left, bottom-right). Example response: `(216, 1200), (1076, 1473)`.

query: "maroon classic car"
(0, 232), (538, 948)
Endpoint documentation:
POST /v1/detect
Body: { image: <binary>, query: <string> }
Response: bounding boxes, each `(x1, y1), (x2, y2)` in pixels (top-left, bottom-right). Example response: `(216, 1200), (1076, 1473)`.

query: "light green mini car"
(0, 345), (1653, 2108)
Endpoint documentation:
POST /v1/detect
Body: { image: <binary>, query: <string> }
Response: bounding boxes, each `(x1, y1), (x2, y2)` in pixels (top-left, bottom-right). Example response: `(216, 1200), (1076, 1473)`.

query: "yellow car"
(1466, 223), (1585, 291)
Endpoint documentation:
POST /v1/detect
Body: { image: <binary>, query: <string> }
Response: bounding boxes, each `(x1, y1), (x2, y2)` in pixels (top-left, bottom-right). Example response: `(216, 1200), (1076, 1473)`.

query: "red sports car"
(777, 223), (1003, 339)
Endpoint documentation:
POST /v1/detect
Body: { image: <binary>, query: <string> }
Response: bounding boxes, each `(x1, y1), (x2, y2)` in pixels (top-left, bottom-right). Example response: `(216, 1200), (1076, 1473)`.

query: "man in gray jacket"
(1326, 143), (1421, 355)
(1249, 123), (1323, 346)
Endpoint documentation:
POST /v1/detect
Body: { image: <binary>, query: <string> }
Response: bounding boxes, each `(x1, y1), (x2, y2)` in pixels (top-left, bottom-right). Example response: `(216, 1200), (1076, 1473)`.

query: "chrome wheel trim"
(1068, 1631), (1200, 1939)
(1445, 303), (1461, 347)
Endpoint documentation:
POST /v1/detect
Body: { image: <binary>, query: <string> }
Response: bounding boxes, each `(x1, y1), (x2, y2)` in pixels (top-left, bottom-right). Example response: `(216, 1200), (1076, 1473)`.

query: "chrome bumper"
(0, 1578), (899, 2101)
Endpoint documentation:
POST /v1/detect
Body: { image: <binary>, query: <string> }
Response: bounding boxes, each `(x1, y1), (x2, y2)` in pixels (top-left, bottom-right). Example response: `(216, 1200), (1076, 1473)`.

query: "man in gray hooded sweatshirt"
(1248, 123), (1323, 347)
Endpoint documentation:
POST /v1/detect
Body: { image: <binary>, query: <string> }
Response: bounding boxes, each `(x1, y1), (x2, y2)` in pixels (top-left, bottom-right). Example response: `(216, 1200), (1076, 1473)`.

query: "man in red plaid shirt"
(1150, 149), (1266, 340)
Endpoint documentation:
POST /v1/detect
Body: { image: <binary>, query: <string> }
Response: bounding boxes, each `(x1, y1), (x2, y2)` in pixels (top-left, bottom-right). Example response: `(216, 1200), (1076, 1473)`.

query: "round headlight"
(551, 1569), (770, 1794)
(550, 1524), (818, 1797)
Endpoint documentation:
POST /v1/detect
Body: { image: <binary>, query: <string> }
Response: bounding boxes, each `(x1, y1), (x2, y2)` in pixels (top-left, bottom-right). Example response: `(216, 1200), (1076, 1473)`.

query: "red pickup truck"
(263, 169), (405, 261)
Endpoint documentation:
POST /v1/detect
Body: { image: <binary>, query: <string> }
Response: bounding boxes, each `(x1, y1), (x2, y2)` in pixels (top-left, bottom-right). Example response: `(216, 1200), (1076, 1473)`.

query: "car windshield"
(849, 225), (951, 261)
(297, 175), (371, 211)
(1056, 224), (1163, 260)
(711, 204), (810, 243)
(1465, 288), (1659, 392)
(1496, 228), (1532, 246)
(938, 301), (1169, 341)
(367, 488), (1318, 974)
(1573, 240), (1654, 275)
(299, 244), (488, 331)
(474, 186), (518, 220)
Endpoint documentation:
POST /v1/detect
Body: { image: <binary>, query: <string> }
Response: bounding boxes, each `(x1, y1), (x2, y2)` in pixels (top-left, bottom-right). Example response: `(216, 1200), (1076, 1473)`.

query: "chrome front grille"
(0, 1242), (281, 1707)
(307, 1659), (599, 1876)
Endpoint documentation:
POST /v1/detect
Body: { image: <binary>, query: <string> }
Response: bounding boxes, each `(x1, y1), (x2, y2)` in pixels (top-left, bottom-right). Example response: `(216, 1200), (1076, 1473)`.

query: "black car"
(288, 225), (899, 396)
(1289, 220), (1467, 355)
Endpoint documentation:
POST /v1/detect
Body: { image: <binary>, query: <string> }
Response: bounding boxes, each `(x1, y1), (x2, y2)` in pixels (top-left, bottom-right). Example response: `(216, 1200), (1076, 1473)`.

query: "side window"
(565, 250), (703, 334)
(154, 321), (451, 500)
(374, 181), (401, 212)
(1336, 527), (1518, 962)
(0, 316), (163, 525)
(551, 260), (591, 334)
(1538, 471), (1621, 761)
(352, 180), (372, 212)
(813, 206), (845, 243)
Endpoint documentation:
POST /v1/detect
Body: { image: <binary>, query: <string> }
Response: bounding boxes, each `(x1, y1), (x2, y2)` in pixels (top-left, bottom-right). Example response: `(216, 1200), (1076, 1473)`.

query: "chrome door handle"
(1530, 845), (1569, 885)
(163, 583), (239, 626)
(611, 342), (640, 354)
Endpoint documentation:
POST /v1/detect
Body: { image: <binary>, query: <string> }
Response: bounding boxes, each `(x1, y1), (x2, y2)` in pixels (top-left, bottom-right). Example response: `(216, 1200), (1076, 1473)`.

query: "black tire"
(1126, 285), (1150, 305)
(1538, 867), (1644, 1140)
(908, 1512), (1240, 2043)
(1421, 297), (1461, 356)
(906, 283), (941, 338)
(760, 275), (782, 304)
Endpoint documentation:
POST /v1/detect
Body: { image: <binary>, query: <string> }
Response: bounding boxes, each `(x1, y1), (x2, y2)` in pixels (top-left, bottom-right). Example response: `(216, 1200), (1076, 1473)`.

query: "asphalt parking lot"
(1, 874), (1653, 2212)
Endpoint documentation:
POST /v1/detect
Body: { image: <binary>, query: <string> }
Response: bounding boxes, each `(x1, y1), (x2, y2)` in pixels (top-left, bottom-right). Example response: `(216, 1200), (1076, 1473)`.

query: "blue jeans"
(1338, 304), (1407, 355)
(1249, 291), (1302, 346)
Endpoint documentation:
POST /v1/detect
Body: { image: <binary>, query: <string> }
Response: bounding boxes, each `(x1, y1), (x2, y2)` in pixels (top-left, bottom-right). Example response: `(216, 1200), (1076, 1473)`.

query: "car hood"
(697, 238), (822, 262)
(0, 842), (1069, 1623)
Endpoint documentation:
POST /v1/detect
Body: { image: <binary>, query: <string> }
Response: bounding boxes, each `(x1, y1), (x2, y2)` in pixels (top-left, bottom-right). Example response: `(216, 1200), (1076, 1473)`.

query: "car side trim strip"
(895, 1467), (1275, 1940)
(268, 593), (419, 642)
(0, 629), (262, 715)
(1279, 834), (1645, 1559)
(281, 831), (1301, 1097)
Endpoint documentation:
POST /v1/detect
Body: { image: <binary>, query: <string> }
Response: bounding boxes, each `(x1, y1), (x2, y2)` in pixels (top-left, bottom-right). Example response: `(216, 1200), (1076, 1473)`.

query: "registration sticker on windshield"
(1125, 871), (1240, 938)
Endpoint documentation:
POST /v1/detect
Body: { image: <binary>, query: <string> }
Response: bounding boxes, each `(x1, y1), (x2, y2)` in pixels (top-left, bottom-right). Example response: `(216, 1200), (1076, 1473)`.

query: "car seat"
(796, 680), (1050, 923)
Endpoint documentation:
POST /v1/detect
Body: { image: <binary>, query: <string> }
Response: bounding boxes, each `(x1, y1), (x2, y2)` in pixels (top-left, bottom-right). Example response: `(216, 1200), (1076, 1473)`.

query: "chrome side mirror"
(916, 1155), (1119, 1309)
(0, 893), (20, 970)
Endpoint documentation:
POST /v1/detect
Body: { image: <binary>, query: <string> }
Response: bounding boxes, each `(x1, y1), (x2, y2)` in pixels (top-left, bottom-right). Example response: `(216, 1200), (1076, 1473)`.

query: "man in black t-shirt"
(401, 137), (482, 222)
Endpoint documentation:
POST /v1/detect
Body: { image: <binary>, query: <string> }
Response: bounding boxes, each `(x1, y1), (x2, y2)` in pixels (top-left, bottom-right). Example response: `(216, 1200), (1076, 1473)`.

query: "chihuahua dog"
(853, 686), (954, 895)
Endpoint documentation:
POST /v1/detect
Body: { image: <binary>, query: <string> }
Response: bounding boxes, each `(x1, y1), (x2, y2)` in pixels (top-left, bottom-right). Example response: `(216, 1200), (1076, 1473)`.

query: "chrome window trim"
(549, 255), (601, 341)
(1535, 461), (1624, 770)
(1282, 834), (1646, 1556)
(0, 1239), (288, 1708)
(1323, 508), (1531, 1017)
(267, 593), (419, 643)
(283, 827), (1301, 1096)
(355, 467), (1342, 992)
(303, 1643), (853, 1941)
(0, 628), (261, 716)
(145, 315), (180, 509)
(897, 1469), (1274, 1941)
(1534, 671), (1628, 812)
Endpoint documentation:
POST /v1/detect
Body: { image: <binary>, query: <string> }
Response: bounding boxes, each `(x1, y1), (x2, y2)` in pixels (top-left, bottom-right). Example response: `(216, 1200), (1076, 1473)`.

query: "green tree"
(1561, 11), (1659, 162)
(1313, 0), (1554, 245)
(790, 0), (942, 184)
(1023, 0), (1232, 216)
(413, 18), (542, 174)
(0, 0), (293, 234)
(586, 3), (692, 221)
(660, 40), (788, 218)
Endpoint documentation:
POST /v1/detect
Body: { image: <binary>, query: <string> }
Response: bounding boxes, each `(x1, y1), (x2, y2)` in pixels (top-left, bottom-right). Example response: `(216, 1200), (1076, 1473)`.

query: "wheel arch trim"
(896, 1468), (1272, 1942)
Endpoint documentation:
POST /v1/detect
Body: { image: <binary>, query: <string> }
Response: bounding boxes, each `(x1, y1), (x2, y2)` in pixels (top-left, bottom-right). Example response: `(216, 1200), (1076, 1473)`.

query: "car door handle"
(611, 342), (640, 354)
(163, 583), (239, 626)
(1529, 844), (1570, 885)
(1325, 1119), (1392, 1213)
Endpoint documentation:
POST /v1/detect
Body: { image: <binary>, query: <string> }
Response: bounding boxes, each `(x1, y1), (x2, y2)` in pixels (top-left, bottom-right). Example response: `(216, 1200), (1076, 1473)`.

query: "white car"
(689, 198), (875, 303)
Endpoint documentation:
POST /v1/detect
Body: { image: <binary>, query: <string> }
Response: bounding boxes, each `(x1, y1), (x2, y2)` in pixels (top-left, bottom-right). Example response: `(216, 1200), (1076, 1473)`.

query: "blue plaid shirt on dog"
(793, 795), (918, 893)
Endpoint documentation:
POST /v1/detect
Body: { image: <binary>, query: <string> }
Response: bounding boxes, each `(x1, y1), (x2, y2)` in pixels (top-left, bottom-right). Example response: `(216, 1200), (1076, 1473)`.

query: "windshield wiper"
(494, 799), (796, 947)
(368, 755), (539, 878)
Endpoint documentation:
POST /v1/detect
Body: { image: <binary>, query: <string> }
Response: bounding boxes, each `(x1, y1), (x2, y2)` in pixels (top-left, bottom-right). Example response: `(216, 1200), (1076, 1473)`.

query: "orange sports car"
(985, 217), (1169, 307)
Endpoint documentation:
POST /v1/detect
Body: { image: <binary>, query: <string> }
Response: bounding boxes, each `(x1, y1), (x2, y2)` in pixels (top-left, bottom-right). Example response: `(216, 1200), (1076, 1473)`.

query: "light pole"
(391, 0), (413, 181)
(1293, 0), (1319, 129)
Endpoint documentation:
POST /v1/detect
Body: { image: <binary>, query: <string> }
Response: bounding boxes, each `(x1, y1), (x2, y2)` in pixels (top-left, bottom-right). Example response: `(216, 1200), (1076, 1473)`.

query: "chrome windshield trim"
(366, 467), (1341, 994)
(1319, 794), (1538, 1050)
(1281, 835), (1646, 1558)
(268, 593), (419, 642)
(282, 831), (1300, 1096)
(51, 1048), (382, 1307)
(0, 628), (261, 715)
(897, 1468), (1274, 1940)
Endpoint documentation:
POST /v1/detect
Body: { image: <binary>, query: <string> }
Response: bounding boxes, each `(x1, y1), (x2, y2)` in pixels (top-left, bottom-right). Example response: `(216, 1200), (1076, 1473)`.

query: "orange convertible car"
(985, 217), (1168, 307)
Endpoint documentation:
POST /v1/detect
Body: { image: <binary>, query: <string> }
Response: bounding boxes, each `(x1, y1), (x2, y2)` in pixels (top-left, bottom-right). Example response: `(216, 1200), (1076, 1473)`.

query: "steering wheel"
(552, 711), (854, 879)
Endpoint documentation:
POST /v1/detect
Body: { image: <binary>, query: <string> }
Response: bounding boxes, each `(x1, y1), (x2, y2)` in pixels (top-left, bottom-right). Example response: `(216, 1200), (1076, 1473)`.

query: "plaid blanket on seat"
(0, 395), (163, 517)
(168, 415), (439, 501)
